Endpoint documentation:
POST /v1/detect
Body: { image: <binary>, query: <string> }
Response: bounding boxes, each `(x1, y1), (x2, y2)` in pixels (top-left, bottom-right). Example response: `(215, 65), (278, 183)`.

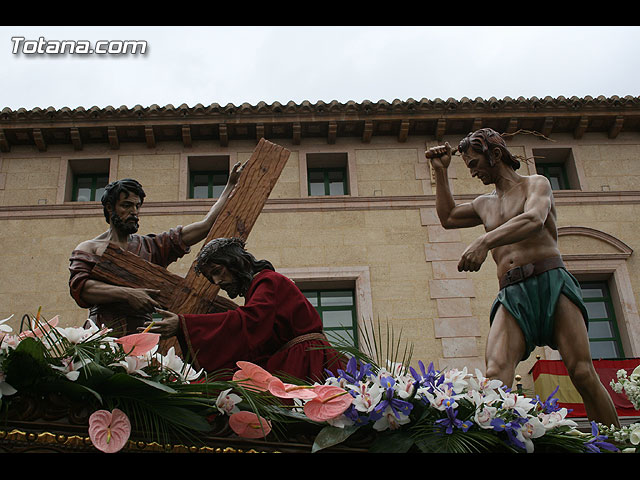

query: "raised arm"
(180, 161), (245, 246)
(426, 142), (482, 229)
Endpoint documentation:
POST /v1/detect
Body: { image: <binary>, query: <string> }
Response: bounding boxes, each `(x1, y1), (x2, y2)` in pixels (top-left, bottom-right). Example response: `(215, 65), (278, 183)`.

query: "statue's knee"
(566, 361), (597, 389)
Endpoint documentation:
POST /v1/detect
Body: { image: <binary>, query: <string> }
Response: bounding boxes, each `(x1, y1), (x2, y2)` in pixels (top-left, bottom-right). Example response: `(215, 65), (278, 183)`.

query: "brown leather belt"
(499, 256), (565, 290)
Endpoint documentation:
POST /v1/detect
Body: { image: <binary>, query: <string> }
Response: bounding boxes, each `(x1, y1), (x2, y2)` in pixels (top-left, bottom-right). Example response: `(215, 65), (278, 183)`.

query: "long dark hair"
(195, 238), (275, 294)
(100, 178), (146, 223)
(458, 128), (520, 170)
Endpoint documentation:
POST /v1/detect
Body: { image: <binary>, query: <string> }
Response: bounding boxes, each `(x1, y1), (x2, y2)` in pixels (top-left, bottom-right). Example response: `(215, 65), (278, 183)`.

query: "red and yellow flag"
(532, 359), (640, 417)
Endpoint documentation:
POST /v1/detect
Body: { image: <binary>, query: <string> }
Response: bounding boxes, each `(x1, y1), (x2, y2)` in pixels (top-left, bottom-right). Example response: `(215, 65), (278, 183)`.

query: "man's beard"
(219, 281), (246, 299)
(111, 211), (139, 235)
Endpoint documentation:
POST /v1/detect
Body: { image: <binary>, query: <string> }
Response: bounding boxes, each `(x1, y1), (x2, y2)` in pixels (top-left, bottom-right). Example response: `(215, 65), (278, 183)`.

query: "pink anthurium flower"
(268, 377), (318, 400)
(115, 332), (160, 357)
(232, 361), (274, 392)
(304, 385), (353, 422)
(228, 411), (272, 439)
(18, 315), (59, 340)
(88, 409), (131, 453)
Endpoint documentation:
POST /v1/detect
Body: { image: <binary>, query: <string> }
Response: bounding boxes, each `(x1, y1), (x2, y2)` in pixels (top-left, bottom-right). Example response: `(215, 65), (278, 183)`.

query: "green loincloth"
(489, 268), (589, 361)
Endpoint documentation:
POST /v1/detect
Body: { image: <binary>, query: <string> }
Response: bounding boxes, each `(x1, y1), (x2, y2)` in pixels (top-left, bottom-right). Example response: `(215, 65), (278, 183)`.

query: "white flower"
(372, 405), (411, 432)
(629, 425), (640, 445)
(51, 356), (92, 381)
(498, 388), (536, 417)
(424, 383), (462, 411)
(519, 416), (546, 453)
(537, 408), (577, 430)
(468, 369), (503, 394)
(158, 347), (203, 383)
(215, 388), (242, 415)
(0, 314), (14, 334)
(474, 404), (498, 429)
(350, 381), (383, 413)
(111, 356), (150, 377)
(443, 367), (469, 394)
(327, 414), (355, 429)
(0, 371), (17, 399)
(1, 334), (19, 352)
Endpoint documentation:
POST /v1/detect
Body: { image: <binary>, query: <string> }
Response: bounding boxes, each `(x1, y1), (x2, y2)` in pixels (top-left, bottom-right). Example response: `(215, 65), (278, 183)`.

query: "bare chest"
(478, 193), (527, 232)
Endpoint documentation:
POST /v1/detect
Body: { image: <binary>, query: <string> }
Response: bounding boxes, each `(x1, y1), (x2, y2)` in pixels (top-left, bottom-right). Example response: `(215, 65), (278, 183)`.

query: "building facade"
(1, 95), (640, 392)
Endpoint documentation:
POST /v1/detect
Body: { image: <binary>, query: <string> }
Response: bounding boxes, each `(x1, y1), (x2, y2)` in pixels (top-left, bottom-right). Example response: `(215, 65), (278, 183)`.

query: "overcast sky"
(2, 25), (639, 111)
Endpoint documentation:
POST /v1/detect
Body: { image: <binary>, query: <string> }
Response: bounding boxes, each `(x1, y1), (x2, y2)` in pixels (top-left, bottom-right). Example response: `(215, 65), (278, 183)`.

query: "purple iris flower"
(373, 375), (413, 420)
(534, 385), (561, 413)
(435, 407), (473, 434)
(410, 361), (442, 390)
(337, 356), (372, 385)
(490, 417), (527, 450)
(584, 421), (618, 453)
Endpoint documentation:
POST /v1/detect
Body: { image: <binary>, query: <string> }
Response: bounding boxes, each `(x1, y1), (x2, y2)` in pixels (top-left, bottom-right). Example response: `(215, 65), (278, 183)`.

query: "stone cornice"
(2, 190), (639, 220)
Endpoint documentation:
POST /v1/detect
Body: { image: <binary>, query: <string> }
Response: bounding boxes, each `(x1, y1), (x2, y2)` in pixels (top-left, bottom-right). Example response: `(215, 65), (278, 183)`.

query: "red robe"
(178, 269), (342, 383)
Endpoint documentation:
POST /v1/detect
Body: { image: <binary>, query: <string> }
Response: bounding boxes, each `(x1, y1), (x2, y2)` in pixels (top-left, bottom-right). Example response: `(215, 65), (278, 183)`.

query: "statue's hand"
(139, 308), (179, 338)
(458, 236), (488, 272)
(426, 142), (452, 170)
(228, 161), (246, 186)
(125, 288), (162, 313)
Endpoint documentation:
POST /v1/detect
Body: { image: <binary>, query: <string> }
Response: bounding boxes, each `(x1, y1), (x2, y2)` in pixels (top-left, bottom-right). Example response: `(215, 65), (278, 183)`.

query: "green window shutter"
(303, 288), (357, 348)
(580, 281), (624, 359)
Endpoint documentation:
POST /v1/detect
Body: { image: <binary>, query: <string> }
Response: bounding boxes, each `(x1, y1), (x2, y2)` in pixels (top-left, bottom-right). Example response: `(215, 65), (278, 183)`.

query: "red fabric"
(532, 359), (640, 417)
(179, 269), (342, 383)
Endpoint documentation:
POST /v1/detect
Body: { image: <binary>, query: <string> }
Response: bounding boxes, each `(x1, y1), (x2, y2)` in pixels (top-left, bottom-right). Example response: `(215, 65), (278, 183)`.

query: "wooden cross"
(88, 138), (291, 353)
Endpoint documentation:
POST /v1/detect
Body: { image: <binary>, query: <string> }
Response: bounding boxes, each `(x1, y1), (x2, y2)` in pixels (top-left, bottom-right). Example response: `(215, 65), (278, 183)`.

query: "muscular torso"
(473, 176), (561, 278)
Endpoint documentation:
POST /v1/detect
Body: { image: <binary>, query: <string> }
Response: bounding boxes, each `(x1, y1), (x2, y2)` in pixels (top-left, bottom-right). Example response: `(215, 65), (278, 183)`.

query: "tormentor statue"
(426, 128), (619, 427)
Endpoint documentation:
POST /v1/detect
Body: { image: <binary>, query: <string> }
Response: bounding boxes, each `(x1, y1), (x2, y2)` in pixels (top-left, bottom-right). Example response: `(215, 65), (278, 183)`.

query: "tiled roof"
(2, 95), (639, 121)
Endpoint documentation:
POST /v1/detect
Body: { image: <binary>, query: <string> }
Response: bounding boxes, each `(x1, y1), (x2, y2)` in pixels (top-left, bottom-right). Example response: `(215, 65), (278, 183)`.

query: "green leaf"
(311, 425), (359, 453)
(369, 429), (415, 453)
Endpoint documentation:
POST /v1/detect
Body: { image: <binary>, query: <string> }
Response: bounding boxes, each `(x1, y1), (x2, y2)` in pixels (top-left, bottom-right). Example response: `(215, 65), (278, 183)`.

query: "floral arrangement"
(0, 310), (635, 453)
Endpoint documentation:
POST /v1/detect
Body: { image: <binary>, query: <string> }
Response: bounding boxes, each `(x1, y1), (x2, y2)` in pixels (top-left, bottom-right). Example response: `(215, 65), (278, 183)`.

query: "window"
(537, 163), (569, 190)
(308, 168), (348, 196)
(72, 173), (109, 201)
(190, 170), (228, 199)
(306, 152), (349, 197)
(64, 158), (111, 203)
(580, 281), (624, 359)
(303, 289), (358, 348)
(187, 155), (230, 199)
(532, 148), (580, 190)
